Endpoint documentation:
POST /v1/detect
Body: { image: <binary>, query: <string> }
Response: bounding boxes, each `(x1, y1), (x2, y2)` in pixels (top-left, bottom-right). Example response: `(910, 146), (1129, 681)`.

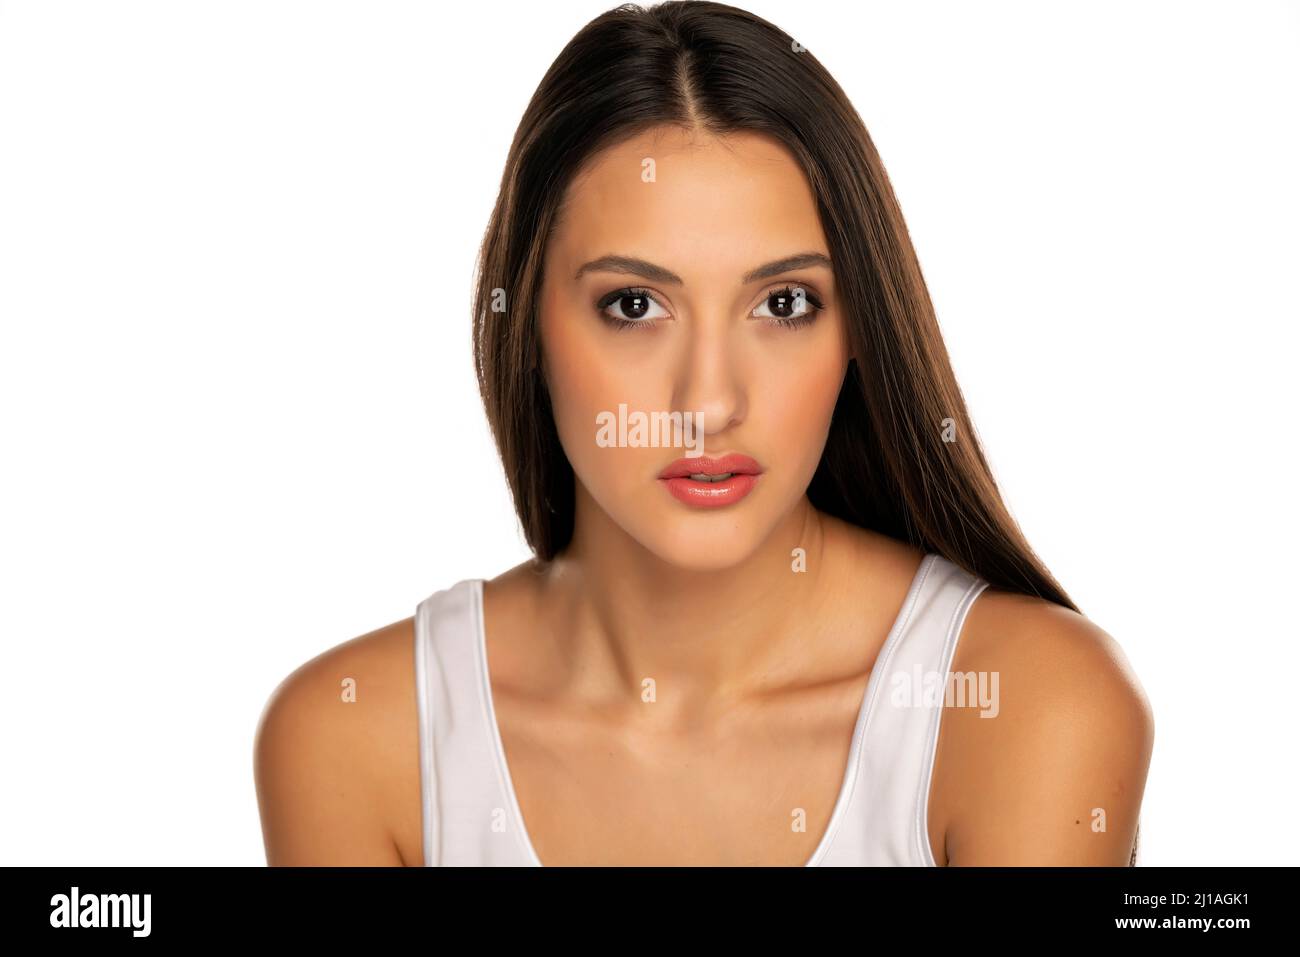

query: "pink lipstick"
(657, 453), (763, 509)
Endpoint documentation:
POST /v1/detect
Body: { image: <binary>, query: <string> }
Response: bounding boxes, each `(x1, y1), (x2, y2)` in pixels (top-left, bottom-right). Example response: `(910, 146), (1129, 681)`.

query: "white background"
(1, 0), (1295, 866)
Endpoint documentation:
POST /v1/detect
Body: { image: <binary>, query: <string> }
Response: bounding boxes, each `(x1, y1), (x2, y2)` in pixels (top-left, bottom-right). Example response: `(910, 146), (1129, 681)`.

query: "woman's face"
(538, 126), (850, 570)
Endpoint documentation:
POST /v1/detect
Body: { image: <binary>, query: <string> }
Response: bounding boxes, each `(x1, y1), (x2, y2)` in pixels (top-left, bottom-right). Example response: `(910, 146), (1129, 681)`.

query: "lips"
(657, 453), (763, 509)
(657, 453), (763, 481)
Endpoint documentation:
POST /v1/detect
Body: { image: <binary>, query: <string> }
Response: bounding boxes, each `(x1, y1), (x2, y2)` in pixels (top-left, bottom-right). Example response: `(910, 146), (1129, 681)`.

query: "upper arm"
(940, 595), (1155, 866)
(253, 628), (416, 866)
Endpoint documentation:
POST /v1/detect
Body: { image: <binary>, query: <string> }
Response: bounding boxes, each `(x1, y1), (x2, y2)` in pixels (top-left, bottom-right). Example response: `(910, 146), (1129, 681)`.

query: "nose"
(671, 315), (747, 440)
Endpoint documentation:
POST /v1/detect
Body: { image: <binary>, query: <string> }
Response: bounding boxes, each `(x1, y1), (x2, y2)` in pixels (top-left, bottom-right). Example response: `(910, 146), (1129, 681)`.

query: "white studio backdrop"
(0, 0), (1295, 865)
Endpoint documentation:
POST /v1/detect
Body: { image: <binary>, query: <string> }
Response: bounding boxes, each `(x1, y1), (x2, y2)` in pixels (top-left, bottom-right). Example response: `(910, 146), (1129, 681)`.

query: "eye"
(595, 287), (671, 328)
(751, 284), (825, 328)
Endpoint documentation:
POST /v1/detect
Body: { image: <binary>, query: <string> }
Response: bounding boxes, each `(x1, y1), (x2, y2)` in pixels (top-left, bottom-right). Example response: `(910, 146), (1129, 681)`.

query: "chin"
(619, 507), (780, 573)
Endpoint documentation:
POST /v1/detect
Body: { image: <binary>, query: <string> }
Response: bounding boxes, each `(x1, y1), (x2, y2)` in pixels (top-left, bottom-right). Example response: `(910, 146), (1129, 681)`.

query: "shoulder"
(959, 587), (1153, 731)
(253, 616), (421, 865)
(930, 585), (1154, 865)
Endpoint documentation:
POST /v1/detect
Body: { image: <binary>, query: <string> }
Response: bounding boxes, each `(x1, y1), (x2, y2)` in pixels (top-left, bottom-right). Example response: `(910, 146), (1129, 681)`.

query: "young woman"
(255, 0), (1153, 867)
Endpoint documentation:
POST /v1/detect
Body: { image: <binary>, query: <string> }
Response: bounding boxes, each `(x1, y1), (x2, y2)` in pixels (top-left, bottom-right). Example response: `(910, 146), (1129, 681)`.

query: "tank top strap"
(819, 553), (991, 865)
(414, 578), (532, 866)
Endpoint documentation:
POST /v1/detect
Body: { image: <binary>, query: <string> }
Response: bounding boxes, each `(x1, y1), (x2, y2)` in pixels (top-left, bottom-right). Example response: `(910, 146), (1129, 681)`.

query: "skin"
(254, 126), (1154, 866)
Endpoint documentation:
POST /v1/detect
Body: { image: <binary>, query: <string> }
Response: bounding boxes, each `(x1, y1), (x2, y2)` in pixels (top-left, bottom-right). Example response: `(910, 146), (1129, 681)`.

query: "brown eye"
(595, 287), (670, 327)
(752, 285), (824, 327)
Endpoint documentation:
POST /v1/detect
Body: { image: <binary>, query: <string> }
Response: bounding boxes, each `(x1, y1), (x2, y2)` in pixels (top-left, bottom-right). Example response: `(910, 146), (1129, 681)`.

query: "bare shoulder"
(928, 585), (1155, 865)
(253, 615), (421, 866)
(959, 588), (1153, 718)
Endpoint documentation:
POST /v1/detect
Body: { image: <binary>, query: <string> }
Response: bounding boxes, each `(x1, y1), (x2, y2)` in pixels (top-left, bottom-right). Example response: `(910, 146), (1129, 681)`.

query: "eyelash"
(594, 283), (827, 331)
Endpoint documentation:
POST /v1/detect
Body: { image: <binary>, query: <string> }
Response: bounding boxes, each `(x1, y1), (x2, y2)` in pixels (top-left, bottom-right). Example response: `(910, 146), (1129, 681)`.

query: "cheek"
(540, 312), (658, 486)
(756, 331), (848, 461)
(540, 319), (595, 431)
(540, 279), (595, 422)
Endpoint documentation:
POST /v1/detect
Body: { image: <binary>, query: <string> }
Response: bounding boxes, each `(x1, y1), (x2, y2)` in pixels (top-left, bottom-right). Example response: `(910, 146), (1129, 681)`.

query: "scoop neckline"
(471, 552), (937, 867)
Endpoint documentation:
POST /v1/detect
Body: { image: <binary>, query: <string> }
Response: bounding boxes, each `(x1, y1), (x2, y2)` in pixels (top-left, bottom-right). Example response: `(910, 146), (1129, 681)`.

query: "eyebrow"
(573, 251), (833, 285)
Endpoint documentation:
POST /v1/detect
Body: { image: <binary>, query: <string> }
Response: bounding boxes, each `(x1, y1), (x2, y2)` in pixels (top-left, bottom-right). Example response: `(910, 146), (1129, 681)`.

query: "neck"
(539, 489), (849, 713)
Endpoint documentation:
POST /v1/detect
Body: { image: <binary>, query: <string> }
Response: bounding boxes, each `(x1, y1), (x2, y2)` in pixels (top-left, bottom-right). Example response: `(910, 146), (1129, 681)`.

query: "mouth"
(657, 453), (763, 508)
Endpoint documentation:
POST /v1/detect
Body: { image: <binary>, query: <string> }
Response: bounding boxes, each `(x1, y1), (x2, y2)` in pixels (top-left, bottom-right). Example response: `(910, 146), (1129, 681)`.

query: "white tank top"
(413, 552), (990, 866)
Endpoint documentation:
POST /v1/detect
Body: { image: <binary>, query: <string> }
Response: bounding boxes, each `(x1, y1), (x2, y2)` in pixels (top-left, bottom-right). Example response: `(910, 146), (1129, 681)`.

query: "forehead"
(548, 126), (828, 276)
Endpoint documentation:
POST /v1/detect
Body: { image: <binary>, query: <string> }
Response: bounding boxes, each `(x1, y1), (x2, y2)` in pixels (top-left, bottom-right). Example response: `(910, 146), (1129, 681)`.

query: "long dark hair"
(471, 0), (1076, 613)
